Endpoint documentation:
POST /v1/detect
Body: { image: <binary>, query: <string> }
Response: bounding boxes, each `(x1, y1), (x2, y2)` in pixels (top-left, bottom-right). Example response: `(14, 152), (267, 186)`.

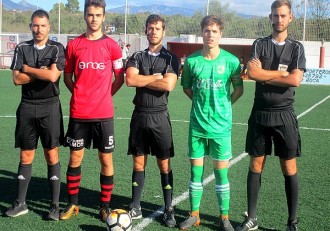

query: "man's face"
(202, 23), (222, 49)
(270, 5), (293, 33)
(31, 16), (50, 43)
(85, 6), (105, 32)
(146, 21), (165, 46)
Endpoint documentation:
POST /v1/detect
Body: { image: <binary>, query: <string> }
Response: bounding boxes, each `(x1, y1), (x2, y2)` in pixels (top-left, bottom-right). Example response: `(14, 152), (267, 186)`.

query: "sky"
(12, 0), (270, 16)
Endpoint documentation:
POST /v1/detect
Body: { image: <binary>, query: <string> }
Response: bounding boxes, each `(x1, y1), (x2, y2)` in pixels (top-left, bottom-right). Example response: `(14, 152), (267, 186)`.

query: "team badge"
(218, 65), (225, 74)
(278, 64), (288, 71)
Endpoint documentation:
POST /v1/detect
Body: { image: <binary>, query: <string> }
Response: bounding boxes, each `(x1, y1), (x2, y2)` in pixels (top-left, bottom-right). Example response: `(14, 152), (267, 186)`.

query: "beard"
(272, 23), (288, 33)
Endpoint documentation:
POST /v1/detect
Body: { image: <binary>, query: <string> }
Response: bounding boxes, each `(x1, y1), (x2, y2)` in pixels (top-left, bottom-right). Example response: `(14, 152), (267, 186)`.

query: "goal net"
(0, 34), (19, 69)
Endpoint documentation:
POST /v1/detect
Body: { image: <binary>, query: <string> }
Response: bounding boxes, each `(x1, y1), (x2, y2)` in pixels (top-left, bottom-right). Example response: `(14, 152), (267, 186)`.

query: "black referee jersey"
(11, 39), (65, 101)
(126, 46), (179, 111)
(250, 35), (306, 111)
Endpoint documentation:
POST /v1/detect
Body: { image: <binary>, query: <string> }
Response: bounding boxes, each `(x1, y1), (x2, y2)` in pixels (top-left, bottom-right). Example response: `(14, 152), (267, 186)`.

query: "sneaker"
(179, 213), (200, 230)
(59, 204), (79, 220)
(99, 205), (111, 222)
(47, 203), (60, 221)
(235, 217), (258, 231)
(128, 204), (142, 220)
(5, 200), (28, 217)
(163, 206), (176, 228)
(286, 220), (298, 231)
(220, 219), (234, 231)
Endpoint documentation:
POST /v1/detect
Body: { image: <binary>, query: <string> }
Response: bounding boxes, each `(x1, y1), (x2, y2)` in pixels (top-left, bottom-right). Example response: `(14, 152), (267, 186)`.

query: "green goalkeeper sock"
(189, 165), (204, 212)
(214, 168), (230, 216)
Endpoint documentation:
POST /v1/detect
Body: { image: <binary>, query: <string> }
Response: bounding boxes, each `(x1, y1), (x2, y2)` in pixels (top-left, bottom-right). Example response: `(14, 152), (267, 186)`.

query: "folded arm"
(12, 70), (35, 86)
(145, 73), (177, 92)
(264, 69), (304, 87)
(247, 58), (289, 82)
(125, 66), (161, 88)
(22, 63), (62, 83)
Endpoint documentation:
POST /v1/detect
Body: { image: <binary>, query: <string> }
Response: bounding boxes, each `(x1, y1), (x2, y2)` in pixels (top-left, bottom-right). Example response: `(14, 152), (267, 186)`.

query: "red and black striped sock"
(100, 174), (114, 208)
(66, 166), (81, 205)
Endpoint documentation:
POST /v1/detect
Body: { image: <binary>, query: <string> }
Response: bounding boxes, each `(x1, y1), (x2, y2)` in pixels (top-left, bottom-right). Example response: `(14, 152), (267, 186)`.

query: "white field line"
(296, 95), (330, 119)
(131, 94), (330, 231)
(131, 152), (249, 231)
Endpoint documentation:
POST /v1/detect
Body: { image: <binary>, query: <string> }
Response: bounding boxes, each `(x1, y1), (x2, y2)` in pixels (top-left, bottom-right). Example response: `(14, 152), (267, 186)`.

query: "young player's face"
(270, 5), (292, 33)
(30, 16), (50, 44)
(146, 21), (165, 46)
(202, 23), (222, 49)
(85, 6), (105, 33)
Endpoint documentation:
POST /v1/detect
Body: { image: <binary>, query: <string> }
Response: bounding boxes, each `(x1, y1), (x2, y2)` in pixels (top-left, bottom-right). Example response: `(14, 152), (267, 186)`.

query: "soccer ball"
(106, 209), (132, 231)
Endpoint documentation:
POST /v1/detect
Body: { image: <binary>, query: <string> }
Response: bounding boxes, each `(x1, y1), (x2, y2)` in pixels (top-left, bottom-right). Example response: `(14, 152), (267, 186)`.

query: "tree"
(295, 0), (330, 41)
(66, 0), (80, 13)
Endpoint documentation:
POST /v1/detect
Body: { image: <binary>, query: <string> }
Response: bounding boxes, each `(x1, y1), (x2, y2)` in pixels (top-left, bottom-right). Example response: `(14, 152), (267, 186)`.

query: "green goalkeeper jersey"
(181, 49), (243, 138)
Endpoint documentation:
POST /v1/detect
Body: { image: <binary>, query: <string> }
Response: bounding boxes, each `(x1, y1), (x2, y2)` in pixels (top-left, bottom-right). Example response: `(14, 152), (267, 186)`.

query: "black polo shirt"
(126, 46), (179, 112)
(11, 39), (65, 101)
(251, 35), (306, 111)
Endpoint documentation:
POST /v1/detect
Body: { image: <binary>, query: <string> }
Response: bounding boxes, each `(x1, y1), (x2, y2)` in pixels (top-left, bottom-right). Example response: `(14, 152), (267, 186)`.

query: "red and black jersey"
(126, 47), (179, 112)
(65, 34), (123, 120)
(10, 39), (65, 101)
(251, 35), (306, 111)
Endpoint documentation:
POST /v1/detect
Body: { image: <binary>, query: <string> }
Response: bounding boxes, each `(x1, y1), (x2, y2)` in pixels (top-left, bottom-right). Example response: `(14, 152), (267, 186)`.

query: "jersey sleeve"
(250, 39), (261, 60)
(181, 57), (193, 89)
(166, 53), (179, 76)
(10, 45), (24, 71)
(231, 57), (243, 87)
(291, 42), (306, 72)
(52, 43), (65, 71)
(111, 41), (124, 74)
(126, 52), (140, 70)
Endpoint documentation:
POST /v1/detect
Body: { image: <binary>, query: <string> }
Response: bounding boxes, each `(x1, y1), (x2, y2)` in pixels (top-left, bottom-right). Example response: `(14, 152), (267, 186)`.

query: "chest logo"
(218, 65), (225, 74)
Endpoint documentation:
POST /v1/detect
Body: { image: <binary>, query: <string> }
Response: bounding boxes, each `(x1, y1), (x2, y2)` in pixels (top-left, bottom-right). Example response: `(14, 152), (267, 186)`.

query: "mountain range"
(3, 0), (38, 11)
(3, 0), (197, 16)
(3, 0), (257, 18)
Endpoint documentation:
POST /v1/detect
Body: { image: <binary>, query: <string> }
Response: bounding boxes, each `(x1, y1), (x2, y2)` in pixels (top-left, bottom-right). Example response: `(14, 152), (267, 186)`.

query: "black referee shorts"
(128, 110), (174, 159)
(245, 110), (301, 159)
(15, 98), (64, 150)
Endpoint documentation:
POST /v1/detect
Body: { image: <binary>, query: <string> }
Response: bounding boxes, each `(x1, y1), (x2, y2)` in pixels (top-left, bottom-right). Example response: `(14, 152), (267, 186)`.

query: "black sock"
(247, 169), (261, 218)
(161, 171), (173, 209)
(284, 173), (298, 223)
(132, 170), (145, 208)
(48, 162), (61, 206)
(17, 163), (32, 204)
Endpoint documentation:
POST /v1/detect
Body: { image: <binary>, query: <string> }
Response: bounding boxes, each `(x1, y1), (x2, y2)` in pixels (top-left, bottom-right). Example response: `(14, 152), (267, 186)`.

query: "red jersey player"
(59, 0), (124, 222)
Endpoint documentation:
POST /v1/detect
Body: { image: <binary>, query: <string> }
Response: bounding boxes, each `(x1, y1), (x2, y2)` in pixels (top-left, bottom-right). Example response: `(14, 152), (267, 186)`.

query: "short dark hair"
(200, 15), (224, 31)
(145, 14), (165, 31)
(271, 0), (292, 12)
(84, 0), (106, 16)
(31, 9), (49, 22)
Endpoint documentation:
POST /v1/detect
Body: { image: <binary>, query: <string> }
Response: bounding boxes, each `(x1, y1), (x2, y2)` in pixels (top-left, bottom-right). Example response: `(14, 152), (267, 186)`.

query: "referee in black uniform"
(125, 14), (179, 228)
(235, 1), (306, 231)
(5, 10), (65, 221)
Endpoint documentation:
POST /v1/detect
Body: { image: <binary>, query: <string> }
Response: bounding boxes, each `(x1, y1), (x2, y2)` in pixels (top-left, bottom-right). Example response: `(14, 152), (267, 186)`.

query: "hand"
(250, 58), (262, 68)
(153, 73), (163, 79)
(22, 64), (29, 73)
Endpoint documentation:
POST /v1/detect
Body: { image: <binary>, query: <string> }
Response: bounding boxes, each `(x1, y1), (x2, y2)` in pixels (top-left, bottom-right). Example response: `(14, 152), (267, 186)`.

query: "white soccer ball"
(106, 209), (132, 231)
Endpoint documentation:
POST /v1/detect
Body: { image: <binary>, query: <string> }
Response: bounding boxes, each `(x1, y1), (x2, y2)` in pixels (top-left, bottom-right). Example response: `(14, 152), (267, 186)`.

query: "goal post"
(0, 34), (19, 69)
